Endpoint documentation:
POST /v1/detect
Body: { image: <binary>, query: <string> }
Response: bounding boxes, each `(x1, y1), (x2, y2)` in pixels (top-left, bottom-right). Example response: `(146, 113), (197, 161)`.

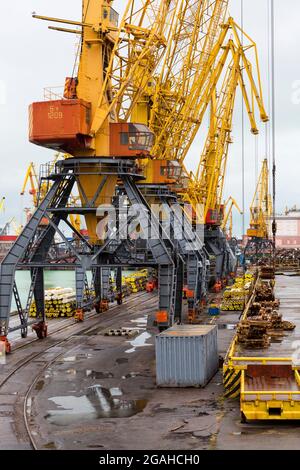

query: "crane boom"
(184, 34), (268, 225)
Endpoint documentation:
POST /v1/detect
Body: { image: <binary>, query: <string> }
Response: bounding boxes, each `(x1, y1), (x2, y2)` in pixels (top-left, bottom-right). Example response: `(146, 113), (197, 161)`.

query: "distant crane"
(222, 197), (243, 239)
(245, 158), (273, 263)
(0, 197), (5, 214)
(0, 217), (22, 236)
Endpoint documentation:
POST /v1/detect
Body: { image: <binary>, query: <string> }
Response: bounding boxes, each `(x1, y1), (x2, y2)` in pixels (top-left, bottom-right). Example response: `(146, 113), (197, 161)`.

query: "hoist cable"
(270, 0), (277, 254)
(241, 0), (245, 250)
(70, 0), (91, 85)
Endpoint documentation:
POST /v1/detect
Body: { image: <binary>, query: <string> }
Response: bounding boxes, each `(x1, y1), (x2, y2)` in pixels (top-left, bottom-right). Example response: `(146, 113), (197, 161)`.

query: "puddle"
(35, 380), (45, 391)
(130, 317), (147, 326)
(43, 442), (57, 449)
(45, 386), (147, 426)
(26, 397), (32, 416)
(122, 372), (140, 379)
(60, 354), (93, 363)
(86, 370), (114, 379)
(116, 358), (129, 365)
(125, 332), (152, 354)
(218, 324), (236, 330)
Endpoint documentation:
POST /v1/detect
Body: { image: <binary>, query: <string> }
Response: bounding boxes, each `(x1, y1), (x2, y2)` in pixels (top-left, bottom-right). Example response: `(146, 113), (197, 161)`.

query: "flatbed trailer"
(223, 275), (300, 421)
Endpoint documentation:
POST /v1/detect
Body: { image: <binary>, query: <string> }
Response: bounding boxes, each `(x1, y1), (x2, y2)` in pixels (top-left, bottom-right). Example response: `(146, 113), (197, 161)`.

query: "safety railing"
(43, 86), (64, 101)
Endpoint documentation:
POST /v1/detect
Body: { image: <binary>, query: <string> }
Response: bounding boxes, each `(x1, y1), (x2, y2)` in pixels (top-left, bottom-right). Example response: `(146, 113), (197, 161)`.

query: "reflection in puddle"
(125, 332), (152, 354)
(60, 354), (93, 363)
(45, 385), (147, 426)
(86, 370), (114, 379)
(43, 442), (57, 449)
(35, 380), (45, 391)
(130, 317), (147, 326)
(116, 358), (128, 365)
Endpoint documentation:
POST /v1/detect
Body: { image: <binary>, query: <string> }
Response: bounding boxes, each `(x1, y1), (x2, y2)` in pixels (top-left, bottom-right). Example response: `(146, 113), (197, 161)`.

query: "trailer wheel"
(241, 412), (247, 424)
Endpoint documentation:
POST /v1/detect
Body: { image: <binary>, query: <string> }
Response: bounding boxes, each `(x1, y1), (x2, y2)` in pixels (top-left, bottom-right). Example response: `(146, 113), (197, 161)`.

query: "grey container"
(155, 324), (218, 387)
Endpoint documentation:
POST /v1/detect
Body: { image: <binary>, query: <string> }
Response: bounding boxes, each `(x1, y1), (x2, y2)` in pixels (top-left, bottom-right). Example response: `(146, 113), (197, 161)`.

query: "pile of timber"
(254, 282), (275, 302)
(237, 320), (270, 349)
(275, 248), (300, 270)
(237, 280), (295, 349)
(260, 266), (275, 280)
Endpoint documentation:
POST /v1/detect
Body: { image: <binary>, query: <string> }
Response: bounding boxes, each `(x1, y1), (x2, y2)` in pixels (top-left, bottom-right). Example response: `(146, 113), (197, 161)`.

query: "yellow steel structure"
(21, 154), (63, 208)
(20, 162), (39, 207)
(34, 0), (178, 242)
(21, 155), (81, 233)
(222, 196), (243, 239)
(0, 197), (5, 214)
(247, 158), (272, 239)
(34, 2), (268, 244)
(183, 34), (268, 224)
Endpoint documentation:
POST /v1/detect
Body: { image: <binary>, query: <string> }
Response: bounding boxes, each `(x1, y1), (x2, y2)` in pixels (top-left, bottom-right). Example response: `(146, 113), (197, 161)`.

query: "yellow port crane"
(32, 0), (179, 242)
(20, 154), (63, 207)
(0, 197), (5, 214)
(20, 162), (39, 207)
(247, 158), (272, 240)
(184, 34), (268, 225)
(222, 197), (243, 239)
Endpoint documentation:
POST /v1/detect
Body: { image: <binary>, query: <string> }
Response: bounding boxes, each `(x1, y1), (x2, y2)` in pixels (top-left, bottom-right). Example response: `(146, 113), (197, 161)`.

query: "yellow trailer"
(223, 275), (300, 422)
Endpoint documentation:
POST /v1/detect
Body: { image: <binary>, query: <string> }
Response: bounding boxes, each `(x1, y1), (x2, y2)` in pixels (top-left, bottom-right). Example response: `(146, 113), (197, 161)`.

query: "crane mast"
(244, 158), (273, 264)
(247, 158), (272, 240)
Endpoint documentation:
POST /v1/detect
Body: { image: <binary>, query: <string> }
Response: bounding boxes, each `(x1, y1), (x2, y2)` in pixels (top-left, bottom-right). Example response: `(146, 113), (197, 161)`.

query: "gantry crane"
(245, 158), (273, 263)
(0, 1), (184, 345)
(0, 1), (269, 349)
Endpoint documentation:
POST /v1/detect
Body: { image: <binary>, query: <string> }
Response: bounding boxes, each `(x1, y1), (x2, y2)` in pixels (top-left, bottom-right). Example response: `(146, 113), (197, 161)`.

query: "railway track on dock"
(0, 292), (156, 450)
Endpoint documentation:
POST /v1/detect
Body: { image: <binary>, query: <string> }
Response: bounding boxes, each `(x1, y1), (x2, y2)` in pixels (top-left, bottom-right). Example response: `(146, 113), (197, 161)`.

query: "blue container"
(208, 306), (220, 316)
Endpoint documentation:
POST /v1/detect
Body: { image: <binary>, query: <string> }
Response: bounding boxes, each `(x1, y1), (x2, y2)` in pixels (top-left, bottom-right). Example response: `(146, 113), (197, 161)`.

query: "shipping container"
(155, 324), (219, 387)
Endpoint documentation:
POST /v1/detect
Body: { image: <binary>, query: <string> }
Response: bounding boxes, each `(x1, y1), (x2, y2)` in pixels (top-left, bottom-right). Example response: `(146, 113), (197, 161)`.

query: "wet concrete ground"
(7, 276), (300, 450)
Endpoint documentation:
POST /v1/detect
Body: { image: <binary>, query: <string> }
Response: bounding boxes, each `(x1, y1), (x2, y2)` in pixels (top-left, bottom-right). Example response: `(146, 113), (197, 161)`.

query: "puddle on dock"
(86, 370), (114, 379)
(45, 385), (147, 426)
(125, 331), (152, 354)
(35, 380), (45, 391)
(116, 358), (128, 365)
(130, 317), (147, 326)
(43, 442), (57, 449)
(122, 372), (141, 379)
(217, 324), (236, 330)
(60, 353), (93, 363)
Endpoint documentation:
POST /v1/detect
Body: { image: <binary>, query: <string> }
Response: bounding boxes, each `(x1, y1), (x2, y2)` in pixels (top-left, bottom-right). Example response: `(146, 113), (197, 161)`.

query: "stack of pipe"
(221, 274), (254, 311)
(29, 288), (76, 318)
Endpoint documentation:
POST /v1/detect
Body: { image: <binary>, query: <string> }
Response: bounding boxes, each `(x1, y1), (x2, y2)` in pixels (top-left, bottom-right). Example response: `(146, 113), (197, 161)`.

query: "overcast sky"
(0, 0), (299, 237)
